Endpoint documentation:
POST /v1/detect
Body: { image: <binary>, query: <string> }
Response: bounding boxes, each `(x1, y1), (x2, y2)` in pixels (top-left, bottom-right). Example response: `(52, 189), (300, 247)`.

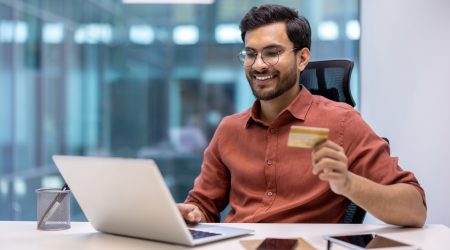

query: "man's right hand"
(177, 203), (204, 224)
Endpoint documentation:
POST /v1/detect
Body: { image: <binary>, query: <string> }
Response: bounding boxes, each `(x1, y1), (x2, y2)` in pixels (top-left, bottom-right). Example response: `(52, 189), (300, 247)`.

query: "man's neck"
(260, 84), (300, 124)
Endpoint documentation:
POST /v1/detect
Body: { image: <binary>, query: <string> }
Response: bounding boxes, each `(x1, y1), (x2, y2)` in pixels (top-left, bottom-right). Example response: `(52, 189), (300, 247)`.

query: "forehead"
(244, 22), (292, 50)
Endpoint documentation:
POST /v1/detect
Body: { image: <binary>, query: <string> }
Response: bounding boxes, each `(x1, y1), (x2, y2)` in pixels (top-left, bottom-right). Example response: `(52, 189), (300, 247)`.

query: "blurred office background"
(0, 0), (360, 221)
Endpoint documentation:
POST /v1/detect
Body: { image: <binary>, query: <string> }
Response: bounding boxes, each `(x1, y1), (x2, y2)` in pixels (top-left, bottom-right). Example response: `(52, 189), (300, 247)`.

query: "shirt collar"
(245, 85), (314, 128)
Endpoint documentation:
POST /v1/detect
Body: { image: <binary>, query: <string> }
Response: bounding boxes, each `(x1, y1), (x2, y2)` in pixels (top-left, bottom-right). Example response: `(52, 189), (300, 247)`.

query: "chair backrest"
(342, 202), (366, 224)
(300, 59), (355, 107)
(301, 59), (366, 224)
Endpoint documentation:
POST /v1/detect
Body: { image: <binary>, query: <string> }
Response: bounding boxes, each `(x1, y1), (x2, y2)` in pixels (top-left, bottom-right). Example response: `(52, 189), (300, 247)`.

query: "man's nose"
(252, 54), (268, 71)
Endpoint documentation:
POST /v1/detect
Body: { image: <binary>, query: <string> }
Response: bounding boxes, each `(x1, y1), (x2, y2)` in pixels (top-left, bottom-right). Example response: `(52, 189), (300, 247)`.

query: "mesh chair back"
(300, 59), (355, 107)
(300, 59), (366, 224)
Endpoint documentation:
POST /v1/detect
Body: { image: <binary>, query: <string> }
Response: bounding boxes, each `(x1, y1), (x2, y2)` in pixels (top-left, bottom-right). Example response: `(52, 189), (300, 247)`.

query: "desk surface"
(1, 221), (449, 250)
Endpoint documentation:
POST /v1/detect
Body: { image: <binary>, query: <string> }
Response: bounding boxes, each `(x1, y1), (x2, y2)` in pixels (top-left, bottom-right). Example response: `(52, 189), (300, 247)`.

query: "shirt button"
(269, 128), (277, 134)
(267, 192), (273, 196)
(266, 160), (272, 166)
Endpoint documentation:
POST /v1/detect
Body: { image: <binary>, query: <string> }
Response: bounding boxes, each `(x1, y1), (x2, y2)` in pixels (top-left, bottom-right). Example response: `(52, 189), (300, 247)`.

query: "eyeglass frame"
(238, 47), (299, 67)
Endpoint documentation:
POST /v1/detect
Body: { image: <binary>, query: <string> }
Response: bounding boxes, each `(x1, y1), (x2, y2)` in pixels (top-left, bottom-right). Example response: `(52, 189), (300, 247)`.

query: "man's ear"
(297, 48), (311, 72)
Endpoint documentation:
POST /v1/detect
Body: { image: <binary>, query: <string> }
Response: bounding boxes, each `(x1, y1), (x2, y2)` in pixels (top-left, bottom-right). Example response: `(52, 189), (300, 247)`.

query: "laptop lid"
(52, 155), (252, 246)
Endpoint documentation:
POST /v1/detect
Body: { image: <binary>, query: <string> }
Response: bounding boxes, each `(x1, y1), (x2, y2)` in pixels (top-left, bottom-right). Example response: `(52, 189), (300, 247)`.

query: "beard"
(246, 62), (299, 101)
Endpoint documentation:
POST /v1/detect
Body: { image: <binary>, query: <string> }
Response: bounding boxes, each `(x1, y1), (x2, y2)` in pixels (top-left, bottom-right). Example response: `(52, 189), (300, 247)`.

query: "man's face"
(243, 22), (300, 101)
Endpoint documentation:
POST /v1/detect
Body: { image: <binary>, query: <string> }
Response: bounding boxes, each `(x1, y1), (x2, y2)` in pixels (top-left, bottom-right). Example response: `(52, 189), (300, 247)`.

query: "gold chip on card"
(287, 126), (329, 148)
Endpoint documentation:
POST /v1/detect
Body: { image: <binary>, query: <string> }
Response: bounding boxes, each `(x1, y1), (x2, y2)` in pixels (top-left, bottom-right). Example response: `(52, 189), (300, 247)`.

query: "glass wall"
(0, 0), (360, 220)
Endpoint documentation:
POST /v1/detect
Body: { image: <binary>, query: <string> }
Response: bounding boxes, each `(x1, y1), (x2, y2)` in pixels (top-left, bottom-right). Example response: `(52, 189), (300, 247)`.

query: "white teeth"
(255, 75), (274, 80)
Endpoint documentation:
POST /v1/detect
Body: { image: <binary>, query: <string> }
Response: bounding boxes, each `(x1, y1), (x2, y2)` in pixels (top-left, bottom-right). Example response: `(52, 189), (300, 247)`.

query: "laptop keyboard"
(189, 229), (221, 239)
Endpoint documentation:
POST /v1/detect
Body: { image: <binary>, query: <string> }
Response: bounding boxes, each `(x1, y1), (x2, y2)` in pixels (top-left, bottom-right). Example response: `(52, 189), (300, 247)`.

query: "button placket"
(264, 127), (277, 202)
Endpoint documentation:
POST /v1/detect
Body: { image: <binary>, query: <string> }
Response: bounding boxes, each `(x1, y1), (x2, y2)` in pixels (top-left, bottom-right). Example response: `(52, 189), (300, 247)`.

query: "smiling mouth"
(254, 74), (275, 80)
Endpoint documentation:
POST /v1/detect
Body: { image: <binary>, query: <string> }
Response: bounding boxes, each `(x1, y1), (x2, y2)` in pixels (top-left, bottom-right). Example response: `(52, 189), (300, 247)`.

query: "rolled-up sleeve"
(343, 110), (426, 207)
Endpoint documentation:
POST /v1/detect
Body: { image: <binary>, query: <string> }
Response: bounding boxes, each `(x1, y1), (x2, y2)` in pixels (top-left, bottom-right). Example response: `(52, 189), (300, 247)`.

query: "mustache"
(251, 69), (277, 75)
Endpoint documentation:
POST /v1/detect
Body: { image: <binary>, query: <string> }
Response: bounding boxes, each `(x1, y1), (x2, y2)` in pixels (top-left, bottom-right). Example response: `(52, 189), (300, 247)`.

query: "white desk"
(1, 221), (449, 250)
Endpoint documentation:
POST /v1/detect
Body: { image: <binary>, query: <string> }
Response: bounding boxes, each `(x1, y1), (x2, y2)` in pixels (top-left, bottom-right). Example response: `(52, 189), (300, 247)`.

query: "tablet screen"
(331, 234), (411, 248)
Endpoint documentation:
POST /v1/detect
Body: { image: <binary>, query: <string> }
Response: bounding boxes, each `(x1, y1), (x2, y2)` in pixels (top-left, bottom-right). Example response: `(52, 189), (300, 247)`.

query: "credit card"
(287, 126), (329, 148)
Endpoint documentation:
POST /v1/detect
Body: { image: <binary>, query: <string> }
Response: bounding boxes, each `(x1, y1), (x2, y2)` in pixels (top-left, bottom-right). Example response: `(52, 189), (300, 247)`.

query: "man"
(177, 4), (426, 227)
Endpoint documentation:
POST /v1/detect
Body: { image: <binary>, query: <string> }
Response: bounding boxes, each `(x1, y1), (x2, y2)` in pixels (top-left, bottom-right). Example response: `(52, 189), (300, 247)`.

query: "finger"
(313, 158), (347, 175)
(313, 140), (346, 160)
(312, 138), (327, 148)
(318, 171), (345, 181)
(177, 204), (190, 215)
(186, 210), (202, 224)
(313, 139), (342, 152)
(315, 158), (347, 172)
(177, 204), (197, 220)
(193, 211), (202, 222)
(314, 143), (344, 158)
(313, 147), (347, 164)
(312, 149), (347, 172)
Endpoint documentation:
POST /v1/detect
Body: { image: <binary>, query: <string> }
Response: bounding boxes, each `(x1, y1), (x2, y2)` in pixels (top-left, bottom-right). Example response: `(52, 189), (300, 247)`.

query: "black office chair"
(300, 59), (366, 224)
(300, 59), (355, 107)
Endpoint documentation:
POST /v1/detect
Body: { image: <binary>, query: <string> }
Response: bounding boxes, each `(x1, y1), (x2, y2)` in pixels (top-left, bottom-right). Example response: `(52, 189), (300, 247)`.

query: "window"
(0, 0), (359, 220)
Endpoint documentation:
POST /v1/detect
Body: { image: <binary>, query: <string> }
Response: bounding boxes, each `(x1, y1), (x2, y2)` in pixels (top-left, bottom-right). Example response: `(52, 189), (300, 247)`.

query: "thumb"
(187, 210), (201, 223)
(178, 204), (201, 223)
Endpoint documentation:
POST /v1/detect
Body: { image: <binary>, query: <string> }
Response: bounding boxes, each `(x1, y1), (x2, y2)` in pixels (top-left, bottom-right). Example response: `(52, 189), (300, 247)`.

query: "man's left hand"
(312, 140), (352, 195)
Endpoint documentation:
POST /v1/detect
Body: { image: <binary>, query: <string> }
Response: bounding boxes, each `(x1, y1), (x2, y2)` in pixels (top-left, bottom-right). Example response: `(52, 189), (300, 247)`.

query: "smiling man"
(177, 4), (427, 227)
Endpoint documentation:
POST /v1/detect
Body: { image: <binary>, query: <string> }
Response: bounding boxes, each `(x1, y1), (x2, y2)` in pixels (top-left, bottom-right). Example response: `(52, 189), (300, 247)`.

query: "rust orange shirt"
(185, 87), (426, 223)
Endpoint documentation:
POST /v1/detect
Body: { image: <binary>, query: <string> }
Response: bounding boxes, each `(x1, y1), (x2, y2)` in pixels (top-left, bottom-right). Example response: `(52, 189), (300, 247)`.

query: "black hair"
(239, 4), (311, 50)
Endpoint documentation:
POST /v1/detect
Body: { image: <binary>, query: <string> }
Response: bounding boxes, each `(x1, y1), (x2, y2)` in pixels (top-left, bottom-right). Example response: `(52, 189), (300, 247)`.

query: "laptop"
(52, 155), (253, 246)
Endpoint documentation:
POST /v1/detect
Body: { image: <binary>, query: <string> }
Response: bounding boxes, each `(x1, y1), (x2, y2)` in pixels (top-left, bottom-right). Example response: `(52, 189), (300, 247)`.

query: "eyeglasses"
(238, 47), (298, 67)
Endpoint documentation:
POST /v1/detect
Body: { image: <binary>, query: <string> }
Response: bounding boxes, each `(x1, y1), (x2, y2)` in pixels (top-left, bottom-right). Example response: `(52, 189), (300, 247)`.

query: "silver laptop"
(52, 155), (253, 246)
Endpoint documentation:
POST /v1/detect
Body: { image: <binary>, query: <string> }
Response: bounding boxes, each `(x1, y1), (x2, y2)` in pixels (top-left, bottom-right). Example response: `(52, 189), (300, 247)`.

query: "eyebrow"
(245, 44), (285, 51)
